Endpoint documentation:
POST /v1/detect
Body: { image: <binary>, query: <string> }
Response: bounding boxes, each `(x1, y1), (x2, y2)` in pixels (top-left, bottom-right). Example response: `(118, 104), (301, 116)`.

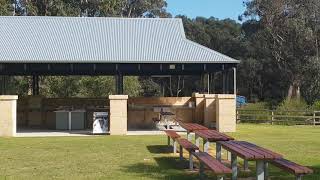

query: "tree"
(0, 0), (14, 15)
(242, 0), (320, 100)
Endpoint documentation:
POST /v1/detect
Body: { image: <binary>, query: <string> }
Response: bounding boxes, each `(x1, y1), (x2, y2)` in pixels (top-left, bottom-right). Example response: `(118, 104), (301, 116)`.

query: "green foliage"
(276, 98), (310, 125)
(124, 76), (142, 97)
(139, 77), (161, 97)
(41, 76), (80, 98)
(78, 76), (115, 97)
(0, 0), (13, 15)
(312, 100), (320, 110)
(277, 98), (309, 112)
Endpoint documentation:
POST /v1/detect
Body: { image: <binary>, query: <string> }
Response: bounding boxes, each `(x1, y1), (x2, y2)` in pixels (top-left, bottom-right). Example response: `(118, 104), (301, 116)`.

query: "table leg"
(231, 153), (238, 180)
(195, 134), (200, 148)
(203, 139), (210, 153)
(199, 162), (205, 180)
(296, 175), (302, 180)
(189, 152), (193, 170)
(68, 111), (72, 131)
(173, 139), (177, 154)
(179, 145), (183, 160)
(217, 176), (224, 180)
(244, 159), (249, 171)
(256, 160), (265, 180)
(216, 143), (222, 162)
(187, 131), (192, 141)
(264, 162), (269, 180)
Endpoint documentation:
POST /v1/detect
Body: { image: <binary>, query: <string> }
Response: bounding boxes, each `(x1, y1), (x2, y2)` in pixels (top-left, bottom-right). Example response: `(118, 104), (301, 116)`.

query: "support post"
(231, 153), (238, 180)
(226, 70), (230, 94)
(233, 67), (237, 95)
(199, 162), (205, 180)
(173, 139), (177, 155)
(216, 143), (222, 162)
(203, 139), (209, 153)
(187, 131), (192, 141)
(179, 145), (183, 160)
(264, 162), (269, 180)
(195, 134), (200, 148)
(32, 75), (39, 95)
(244, 159), (249, 171)
(256, 160), (264, 180)
(189, 152), (194, 170)
(167, 136), (170, 146)
(296, 175), (302, 180)
(115, 73), (123, 95)
(0, 76), (8, 95)
(109, 95), (128, 135)
(222, 70), (226, 94)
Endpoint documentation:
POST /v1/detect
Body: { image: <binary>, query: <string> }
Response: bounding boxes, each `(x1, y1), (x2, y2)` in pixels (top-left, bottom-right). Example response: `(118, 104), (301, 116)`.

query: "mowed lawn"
(0, 124), (319, 180)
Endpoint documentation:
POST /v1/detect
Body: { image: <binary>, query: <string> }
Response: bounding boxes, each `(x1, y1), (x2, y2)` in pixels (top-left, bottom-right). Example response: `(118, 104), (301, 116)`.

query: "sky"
(166, 0), (246, 22)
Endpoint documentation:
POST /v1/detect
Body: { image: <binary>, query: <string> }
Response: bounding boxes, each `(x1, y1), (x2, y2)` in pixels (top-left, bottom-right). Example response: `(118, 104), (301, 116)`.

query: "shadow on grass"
(147, 145), (173, 154)
(121, 157), (199, 180)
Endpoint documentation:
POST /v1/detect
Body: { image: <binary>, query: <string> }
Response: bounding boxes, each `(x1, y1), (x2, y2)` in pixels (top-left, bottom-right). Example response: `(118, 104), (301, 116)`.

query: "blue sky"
(166, 0), (246, 21)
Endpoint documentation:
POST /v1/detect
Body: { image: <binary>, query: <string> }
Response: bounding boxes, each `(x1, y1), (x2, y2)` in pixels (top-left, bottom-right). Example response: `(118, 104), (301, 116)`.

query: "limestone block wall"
(216, 94), (236, 132)
(109, 95), (128, 135)
(127, 97), (195, 129)
(192, 93), (205, 124)
(204, 94), (217, 128)
(0, 95), (18, 137)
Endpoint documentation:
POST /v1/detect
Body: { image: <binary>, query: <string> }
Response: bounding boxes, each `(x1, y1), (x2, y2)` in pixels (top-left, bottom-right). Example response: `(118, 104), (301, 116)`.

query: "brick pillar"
(192, 93), (205, 124)
(215, 94), (236, 132)
(109, 95), (128, 135)
(204, 94), (216, 128)
(0, 95), (18, 137)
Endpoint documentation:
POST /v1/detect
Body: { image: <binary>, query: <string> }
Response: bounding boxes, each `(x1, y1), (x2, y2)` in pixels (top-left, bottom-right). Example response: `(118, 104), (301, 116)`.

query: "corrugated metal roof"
(0, 16), (239, 63)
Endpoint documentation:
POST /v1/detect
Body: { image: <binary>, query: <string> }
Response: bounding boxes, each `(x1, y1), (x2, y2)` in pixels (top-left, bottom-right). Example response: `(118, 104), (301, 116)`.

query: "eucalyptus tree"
(242, 0), (320, 100)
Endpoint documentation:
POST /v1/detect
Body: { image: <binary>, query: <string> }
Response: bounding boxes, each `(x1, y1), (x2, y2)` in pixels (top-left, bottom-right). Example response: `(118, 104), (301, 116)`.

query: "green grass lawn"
(0, 124), (319, 180)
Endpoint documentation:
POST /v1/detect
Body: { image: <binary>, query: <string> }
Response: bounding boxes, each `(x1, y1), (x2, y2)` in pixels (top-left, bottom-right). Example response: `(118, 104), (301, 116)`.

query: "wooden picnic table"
(160, 111), (175, 129)
(218, 141), (282, 180)
(177, 121), (208, 140)
(194, 129), (234, 162)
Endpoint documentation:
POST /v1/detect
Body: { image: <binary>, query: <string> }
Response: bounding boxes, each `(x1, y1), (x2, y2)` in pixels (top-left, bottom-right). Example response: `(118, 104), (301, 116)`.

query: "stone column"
(192, 93), (205, 124)
(109, 95), (128, 135)
(204, 94), (216, 128)
(0, 95), (18, 137)
(215, 94), (236, 132)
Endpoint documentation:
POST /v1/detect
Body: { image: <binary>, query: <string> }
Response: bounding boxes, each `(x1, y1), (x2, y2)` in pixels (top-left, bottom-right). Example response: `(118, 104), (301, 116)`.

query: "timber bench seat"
(192, 151), (232, 180)
(164, 130), (180, 154)
(270, 158), (313, 180)
(176, 138), (199, 170)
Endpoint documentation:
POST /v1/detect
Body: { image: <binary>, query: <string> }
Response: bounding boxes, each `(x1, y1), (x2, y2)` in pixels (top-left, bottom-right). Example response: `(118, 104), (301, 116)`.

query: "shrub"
(313, 100), (320, 110)
(238, 102), (271, 122)
(276, 98), (310, 125)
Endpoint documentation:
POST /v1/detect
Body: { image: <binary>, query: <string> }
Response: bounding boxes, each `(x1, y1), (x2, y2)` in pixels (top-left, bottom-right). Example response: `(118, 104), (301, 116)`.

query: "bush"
(276, 98), (310, 125)
(238, 102), (271, 122)
(312, 100), (320, 110)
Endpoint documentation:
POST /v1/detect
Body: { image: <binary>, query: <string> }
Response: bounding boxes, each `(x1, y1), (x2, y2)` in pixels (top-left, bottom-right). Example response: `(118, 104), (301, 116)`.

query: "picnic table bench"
(192, 151), (232, 180)
(176, 138), (199, 170)
(271, 158), (313, 180)
(218, 141), (282, 180)
(177, 121), (208, 140)
(164, 130), (180, 154)
(194, 129), (234, 162)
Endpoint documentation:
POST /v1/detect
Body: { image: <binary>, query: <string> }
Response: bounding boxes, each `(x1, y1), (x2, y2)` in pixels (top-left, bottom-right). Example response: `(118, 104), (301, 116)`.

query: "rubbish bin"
(92, 112), (109, 134)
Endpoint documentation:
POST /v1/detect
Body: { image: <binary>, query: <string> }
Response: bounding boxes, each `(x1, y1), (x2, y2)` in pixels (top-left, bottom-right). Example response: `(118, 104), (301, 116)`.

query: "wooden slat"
(178, 121), (208, 132)
(194, 130), (234, 142)
(271, 158), (313, 175)
(219, 141), (282, 160)
(192, 152), (232, 174)
(231, 141), (272, 159)
(240, 141), (282, 159)
(164, 130), (180, 139)
(219, 141), (257, 160)
(177, 138), (199, 151)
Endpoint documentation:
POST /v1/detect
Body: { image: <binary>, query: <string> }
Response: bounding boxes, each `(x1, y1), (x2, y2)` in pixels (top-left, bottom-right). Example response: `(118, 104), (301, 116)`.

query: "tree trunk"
(287, 80), (301, 100)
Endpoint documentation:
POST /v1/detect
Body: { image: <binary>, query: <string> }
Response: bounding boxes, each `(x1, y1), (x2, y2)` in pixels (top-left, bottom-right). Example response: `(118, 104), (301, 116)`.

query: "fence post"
(271, 111), (274, 125)
(236, 110), (239, 123)
(313, 111), (316, 126)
